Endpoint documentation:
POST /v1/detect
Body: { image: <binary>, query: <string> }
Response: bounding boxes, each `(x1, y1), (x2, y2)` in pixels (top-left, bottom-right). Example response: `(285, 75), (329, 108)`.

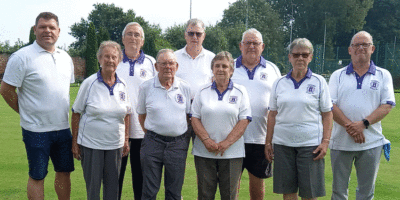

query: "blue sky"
(0, 0), (236, 49)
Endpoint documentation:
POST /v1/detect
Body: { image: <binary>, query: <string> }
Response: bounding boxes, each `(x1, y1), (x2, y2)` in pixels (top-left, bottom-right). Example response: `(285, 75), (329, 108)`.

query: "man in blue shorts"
(231, 28), (281, 199)
(0, 12), (75, 200)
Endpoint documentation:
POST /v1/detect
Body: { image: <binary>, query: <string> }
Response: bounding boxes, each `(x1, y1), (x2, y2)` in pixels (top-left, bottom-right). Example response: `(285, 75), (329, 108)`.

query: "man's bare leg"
(54, 172), (71, 200)
(248, 171), (265, 200)
(27, 177), (44, 200)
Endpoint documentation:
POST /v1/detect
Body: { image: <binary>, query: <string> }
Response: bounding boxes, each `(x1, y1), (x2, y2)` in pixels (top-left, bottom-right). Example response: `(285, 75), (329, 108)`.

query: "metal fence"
(263, 43), (400, 87)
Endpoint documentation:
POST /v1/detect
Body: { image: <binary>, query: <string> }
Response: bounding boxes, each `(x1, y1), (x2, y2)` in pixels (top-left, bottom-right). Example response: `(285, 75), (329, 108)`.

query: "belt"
(147, 130), (186, 142)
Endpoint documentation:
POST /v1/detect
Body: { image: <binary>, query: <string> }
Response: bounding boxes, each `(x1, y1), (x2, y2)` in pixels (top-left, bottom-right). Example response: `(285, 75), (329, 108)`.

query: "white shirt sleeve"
(70, 58), (75, 84)
(2, 54), (25, 87)
(380, 70), (396, 107)
(136, 82), (147, 115)
(191, 90), (202, 119)
(328, 70), (340, 105)
(72, 78), (92, 113)
(238, 86), (252, 121)
(319, 77), (333, 112)
(268, 79), (279, 111)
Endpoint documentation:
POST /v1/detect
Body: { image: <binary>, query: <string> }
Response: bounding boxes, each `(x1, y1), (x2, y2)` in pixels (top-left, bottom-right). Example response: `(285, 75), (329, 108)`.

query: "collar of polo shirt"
(123, 49), (145, 64)
(33, 41), (61, 54)
(235, 55), (267, 68)
(286, 68), (312, 79)
(154, 76), (180, 90)
(346, 61), (377, 75)
(182, 45), (205, 58)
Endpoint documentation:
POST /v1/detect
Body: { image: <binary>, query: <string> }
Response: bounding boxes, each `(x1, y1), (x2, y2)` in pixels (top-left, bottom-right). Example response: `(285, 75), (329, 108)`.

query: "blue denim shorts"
(22, 128), (75, 180)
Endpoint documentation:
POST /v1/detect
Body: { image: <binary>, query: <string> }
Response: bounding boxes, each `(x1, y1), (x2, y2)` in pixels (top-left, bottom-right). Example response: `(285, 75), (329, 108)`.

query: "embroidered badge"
(120, 91), (126, 101)
(370, 80), (379, 90)
(140, 69), (147, 78)
(260, 72), (268, 81)
(229, 96), (238, 104)
(176, 94), (184, 104)
(306, 84), (316, 94)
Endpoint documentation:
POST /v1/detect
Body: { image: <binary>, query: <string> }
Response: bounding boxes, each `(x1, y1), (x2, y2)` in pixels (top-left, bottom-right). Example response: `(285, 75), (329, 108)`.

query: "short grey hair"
(211, 51), (235, 76)
(350, 31), (373, 47)
(156, 49), (176, 62)
(185, 18), (205, 31)
(288, 38), (314, 54)
(241, 28), (263, 43)
(122, 22), (145, 40)
(97, 40), (123, 62)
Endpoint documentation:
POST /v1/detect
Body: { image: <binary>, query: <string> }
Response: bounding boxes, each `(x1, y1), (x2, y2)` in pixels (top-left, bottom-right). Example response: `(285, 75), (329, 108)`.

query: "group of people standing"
(0, 11), (395, 200)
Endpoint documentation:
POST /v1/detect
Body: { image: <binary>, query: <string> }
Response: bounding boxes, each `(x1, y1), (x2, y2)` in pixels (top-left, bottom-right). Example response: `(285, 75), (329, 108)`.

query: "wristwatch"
(362, 119), (370, 129)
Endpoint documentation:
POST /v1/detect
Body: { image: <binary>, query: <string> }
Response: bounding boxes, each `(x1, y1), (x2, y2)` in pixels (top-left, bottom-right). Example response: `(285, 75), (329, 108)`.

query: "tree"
(85, 22), (98, 77)
(164, 24), (187, 50)
(69, 3), (169, 58)
(97, 26), (110, 48)
(219, 0), (285, 65)
(271, 0), (374, 48)
(363, 0), (400, 44)
(203, 25), (228, 54)
(29, 26), (36, 45)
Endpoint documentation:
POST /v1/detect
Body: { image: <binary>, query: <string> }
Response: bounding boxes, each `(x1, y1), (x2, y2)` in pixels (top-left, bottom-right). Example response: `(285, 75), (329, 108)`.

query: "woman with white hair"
(71, 41), (131, 200)
(265, 38), (333, 200)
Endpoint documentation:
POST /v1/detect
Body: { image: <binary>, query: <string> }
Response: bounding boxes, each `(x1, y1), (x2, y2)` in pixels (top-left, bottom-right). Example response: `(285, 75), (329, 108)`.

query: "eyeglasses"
(351, 43), (372, 49)
(291, 53), (310, 58)
(243, 41), (262, 47)
(159, 62), (177, 67)
(125, 32), (141, 38)
(187, 32), (204, 37)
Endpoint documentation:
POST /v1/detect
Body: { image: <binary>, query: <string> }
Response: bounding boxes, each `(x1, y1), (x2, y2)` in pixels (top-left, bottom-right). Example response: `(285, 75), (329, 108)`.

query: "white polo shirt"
(269, 69), (333, 147)
(231, 56), (281, 144)
(191, 81), (252, 159)
(2, 41), (75, 132)
(175, 46), (215, 98)
(329, 61), (396, 151)
(72, 71), (131, 150)
(136, 76), (191, 137)
(116, 50), (156, 139)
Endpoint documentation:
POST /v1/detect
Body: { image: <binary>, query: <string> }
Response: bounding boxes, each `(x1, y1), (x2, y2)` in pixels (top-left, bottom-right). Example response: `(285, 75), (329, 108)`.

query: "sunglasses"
(291, 53), (310, 58)
(187, 31), (203, 37)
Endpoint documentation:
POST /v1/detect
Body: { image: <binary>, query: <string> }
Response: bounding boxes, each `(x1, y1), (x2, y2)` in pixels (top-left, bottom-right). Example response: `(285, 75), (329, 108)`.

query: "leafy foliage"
(69, 3), (170, 58)
(29, 26), (35, 45)
(363, 0), (400, 44)
(85, 22), (98, 77)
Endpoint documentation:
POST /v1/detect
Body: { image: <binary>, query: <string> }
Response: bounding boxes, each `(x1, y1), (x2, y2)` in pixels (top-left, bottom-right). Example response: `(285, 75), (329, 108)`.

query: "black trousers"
(118, 138), (143, 200)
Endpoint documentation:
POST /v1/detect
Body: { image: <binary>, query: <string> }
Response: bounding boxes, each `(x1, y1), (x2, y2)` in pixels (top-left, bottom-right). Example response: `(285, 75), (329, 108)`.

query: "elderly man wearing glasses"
(329, 31), (395, 200)
(137, 49), (192, 200)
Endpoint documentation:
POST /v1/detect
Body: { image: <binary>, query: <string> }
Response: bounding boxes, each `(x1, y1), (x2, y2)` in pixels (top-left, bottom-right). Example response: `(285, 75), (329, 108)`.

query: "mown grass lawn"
(0, 87), (399, 199)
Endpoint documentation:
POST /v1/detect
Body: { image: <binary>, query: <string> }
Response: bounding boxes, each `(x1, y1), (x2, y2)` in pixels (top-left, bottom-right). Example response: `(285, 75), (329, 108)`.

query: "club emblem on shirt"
(176, 94), (184, 104)
(370, 80), (379, 90)
(120, 91), (126, 101)
(229, 96), (238, 104)
(260, 72), (268, 81)
(140, 69), (147, 78)
(306, 84), (316, 94)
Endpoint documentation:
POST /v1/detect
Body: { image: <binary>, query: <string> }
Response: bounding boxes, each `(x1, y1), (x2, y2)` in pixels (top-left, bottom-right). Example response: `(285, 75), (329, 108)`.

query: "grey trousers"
(140, 131), (190, 200)
(331, 146), (382, 200)
(194, 156), (243, 200)
(81, 146), (123, 200)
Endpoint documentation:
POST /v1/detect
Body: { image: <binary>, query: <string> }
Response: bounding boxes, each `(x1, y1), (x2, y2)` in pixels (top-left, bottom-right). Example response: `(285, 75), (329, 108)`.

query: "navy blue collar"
(235, 55), (266, 68)
(346, 61), (377, 75)
(123, 49), (145, 64)
(96, 70), (122, 83)
(286, 68), (312, 79)
(211, 79), (234, 90)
